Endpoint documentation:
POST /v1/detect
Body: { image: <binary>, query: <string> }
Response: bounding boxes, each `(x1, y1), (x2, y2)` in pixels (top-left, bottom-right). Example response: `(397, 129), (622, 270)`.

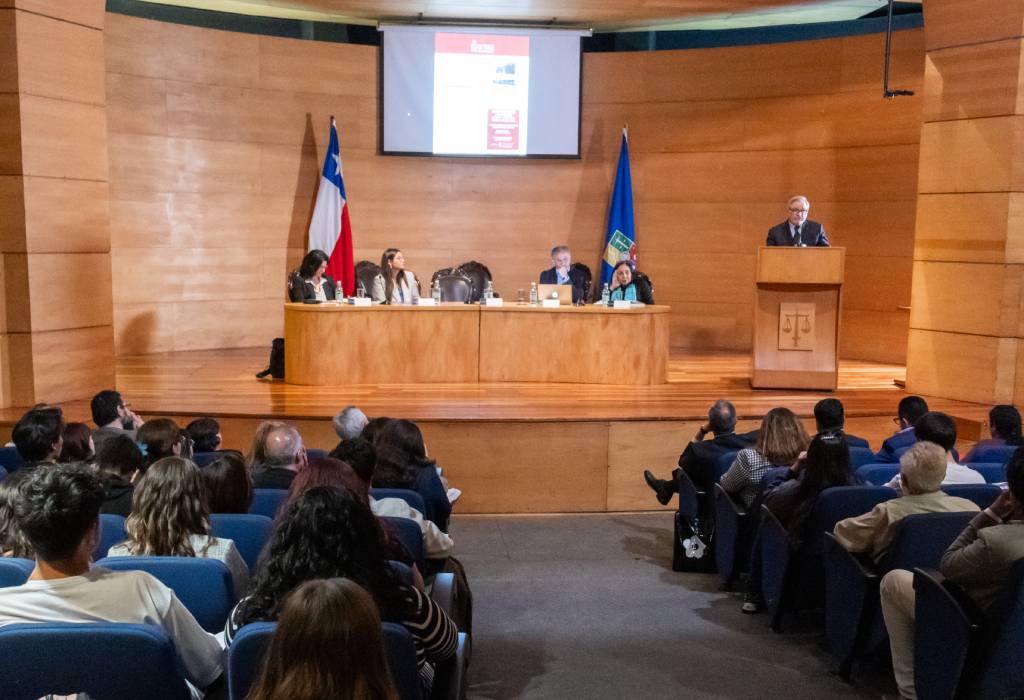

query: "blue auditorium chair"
(913, 559), (1024, 700)
(371, 487), (427, 514)
(965, 462), (1007, 484)
(0, 622), (191, 699)
(306, 448), (327, 460)
(966, 444), (1017, 465)
(856, 464), (899, 486)
(848, 446), (875, 468)
(824, 511), (975, 681)
(672, 469), (715, 572)
(942, 483), (1002, 510)
(713, 483), (749, 590)
(381, 516), (425, 570)
(0, 557), (34, 587)
(96, 556), (235, 632)
(94, 513), (127, 559)
(0, 446), (24, 473)
(191, 451), (220, 467)
(210, 513), (273, 572)
(249, 488), (288, 519)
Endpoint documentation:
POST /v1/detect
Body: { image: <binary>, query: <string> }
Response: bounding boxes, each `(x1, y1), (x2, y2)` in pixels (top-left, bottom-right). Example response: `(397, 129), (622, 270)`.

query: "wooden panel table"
(285, 302), (670, 386)
(284, 303), (481, 385)
(479, 304), (670, 385)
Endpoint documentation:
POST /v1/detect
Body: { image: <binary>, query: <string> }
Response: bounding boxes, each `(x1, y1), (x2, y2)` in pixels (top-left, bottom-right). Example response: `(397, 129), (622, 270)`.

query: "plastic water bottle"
(601, 283), (611, 306)
(529, 282), (539, 305)
(432, 280), (442, 304)
(335, 284), (344, 302)
(483, 280), (494, 301)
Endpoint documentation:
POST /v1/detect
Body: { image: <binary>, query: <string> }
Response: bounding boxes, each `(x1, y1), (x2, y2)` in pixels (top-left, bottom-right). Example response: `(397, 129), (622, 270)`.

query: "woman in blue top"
(608, 260), (655, 304)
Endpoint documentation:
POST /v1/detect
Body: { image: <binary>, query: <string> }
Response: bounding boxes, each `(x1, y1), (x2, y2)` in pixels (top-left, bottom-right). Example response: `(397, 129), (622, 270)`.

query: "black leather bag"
(255, 338), (284, 379)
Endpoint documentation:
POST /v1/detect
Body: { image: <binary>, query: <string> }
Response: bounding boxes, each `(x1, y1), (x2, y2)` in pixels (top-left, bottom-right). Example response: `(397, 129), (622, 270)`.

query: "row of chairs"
(857, 462), (1006, 486)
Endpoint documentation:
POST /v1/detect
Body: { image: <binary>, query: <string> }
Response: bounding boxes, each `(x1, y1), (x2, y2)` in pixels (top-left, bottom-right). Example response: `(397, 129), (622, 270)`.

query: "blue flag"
(601, 129), (636, 286)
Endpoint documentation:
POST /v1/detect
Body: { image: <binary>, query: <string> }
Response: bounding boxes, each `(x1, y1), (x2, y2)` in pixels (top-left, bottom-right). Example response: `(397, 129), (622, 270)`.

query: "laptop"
(537, 284), (573, 305)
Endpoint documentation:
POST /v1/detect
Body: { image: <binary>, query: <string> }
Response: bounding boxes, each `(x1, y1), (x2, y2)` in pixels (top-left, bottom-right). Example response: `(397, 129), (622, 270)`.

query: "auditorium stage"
(2, 348), (990, 514)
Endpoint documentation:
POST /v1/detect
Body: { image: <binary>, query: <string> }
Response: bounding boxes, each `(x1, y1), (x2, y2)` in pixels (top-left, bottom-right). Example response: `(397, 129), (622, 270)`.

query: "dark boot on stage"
(643, 470), (674, 506)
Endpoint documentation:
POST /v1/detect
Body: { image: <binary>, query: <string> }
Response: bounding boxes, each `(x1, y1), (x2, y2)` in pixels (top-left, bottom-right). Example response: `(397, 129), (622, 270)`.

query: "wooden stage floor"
(5, 348), (989, 514)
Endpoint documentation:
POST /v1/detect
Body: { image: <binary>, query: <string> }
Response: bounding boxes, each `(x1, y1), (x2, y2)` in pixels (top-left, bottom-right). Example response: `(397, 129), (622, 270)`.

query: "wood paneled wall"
(105, 14), (924, 362)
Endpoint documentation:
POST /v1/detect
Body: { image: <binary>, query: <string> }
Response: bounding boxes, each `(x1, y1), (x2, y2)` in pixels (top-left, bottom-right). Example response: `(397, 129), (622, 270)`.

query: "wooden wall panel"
(14, 10), (105, 105)
(105, 14), (924, 361)
(918, 116), (1024, 194)
(910, 260), (1023, 337)
(922, 39), (1024, 122)
(922, 0), (1024, 51)
(11, 0), (105, 29)
(19, 95), (107, 180)
(907, 329), (1018, 405)
(0, 9), (17, 93)
(0, 94), (21, 175)
(22, 177), (109, 253)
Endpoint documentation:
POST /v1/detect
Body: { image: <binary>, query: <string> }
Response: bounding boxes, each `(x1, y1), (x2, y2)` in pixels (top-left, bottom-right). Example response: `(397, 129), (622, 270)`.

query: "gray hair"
(550, 245), (570, 257)
(787, 195), (809, 209)
(898, 441), (946, 494)
(263, 425), (304, 467)
(333, 406), (368, 441)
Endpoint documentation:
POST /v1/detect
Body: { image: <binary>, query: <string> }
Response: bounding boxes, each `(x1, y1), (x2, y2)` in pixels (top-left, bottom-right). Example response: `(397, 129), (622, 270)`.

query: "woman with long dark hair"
(763, 433), (858, 534)
(108, 456), (249, 597)
(373, 419), (452, 531)
(288, 249), (337, 302)
(203, 451), (253, 514)
(247, 578), (398, 700)
(225, 487), (457, 688)
(370, 248), (419, 305)
(58, 422), (95, 464)
(964, 404), (1024, 462)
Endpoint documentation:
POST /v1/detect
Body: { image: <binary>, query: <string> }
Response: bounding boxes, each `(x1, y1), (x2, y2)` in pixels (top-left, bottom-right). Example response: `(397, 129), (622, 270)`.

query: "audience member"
(12, 405), (64, 469)
(607, 260), (655, 305)
(250, 423), (307, 490)
(644, 399), (756, 505)
(225, 487), (458, 688)
(880, 447), (1024, 699)
(137, 418), (189, 472)
(374, 419), (453, 531)
(333, 406), (369, 443)
(247, 578), (399, 700)
(90, 390), (144, 454)
(0, 472), (33, 558)
(874, 396), (929, 463)
(361, 417), (393, 446)
(58, 422), (95, 464)
(333, 439), (454, 560)
(94, 434), (143, 517)
(0, 465), (222, 694)
(185, 417), (222, 454)
(108, 456), (248, 598)
(834, 442), (980, 562)
(884, 412), (984, 492)
(203, 451), (253, 514)
(813, 398), (869, 448)
(720, 407), (809, 509)
(963, 404), (1023, 463)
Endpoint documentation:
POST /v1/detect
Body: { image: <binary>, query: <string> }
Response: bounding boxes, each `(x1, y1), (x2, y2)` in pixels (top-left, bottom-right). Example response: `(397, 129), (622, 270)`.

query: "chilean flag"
(308, 117), (355, 295)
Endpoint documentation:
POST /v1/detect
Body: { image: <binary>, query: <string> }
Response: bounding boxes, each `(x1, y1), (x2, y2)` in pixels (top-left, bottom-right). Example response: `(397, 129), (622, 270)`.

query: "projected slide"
(433, 33), (530, 156)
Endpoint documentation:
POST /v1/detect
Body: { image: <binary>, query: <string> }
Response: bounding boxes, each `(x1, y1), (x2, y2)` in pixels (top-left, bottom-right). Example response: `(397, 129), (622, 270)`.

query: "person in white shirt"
(0, 464), (223, 696)
(885, 412), (985, 493)
(106, 456), (249, 598)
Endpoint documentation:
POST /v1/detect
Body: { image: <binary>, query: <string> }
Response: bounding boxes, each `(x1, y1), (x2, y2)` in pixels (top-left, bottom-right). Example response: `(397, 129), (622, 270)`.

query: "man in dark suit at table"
(766, 196), (829, 247)
(539, 245), (588, 303)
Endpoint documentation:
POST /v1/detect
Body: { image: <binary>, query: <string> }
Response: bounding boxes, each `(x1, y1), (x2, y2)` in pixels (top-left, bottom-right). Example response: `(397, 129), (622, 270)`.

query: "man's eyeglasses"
(788, 208), (809, 214)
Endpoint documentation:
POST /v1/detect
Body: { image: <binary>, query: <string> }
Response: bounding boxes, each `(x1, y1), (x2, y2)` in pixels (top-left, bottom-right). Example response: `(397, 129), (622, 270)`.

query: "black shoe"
(741, 591), (764, 614)
(643, 470), (673, 506)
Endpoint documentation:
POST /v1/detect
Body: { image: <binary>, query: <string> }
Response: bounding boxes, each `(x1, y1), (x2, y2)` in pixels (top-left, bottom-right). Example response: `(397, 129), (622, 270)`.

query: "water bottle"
(335, 284), (344, 302)
(529, 282), (538, 305)
(432, 280), (442, 304)
(601, 283), (611, 306)
(483, 279), (494, 301)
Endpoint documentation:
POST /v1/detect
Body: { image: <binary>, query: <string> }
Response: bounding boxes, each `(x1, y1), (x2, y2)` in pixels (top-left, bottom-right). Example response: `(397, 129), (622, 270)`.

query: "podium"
(751, 246), (845, 390)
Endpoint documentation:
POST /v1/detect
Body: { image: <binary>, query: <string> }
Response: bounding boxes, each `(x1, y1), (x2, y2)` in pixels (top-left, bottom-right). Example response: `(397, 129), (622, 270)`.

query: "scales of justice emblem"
(778, 302), (815, 351)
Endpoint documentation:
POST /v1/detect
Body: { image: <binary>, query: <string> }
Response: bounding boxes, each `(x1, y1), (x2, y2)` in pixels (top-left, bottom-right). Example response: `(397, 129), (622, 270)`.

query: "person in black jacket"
(607, 260), (655, 305)
(288, 249), (337, 302)
(539, 245), (588, 303)
(765, 196), (829, 247)
(644, 400), (757, 505)
(95, 434), (143, 517)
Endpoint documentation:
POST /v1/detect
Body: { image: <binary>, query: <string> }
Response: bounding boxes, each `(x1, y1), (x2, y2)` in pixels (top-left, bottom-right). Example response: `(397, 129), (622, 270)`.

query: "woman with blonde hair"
(721, 407), (809, 509)
(247, 578), (399, 700)
(108, 456), (249, 597)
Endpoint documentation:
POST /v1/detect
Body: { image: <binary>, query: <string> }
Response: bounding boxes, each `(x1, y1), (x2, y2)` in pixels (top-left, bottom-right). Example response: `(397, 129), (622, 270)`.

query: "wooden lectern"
(751, 246), (845, 390)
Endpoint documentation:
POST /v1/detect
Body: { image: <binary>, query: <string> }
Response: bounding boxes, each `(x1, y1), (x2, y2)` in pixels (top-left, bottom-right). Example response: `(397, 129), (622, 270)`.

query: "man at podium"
(766, 196), (829, 247)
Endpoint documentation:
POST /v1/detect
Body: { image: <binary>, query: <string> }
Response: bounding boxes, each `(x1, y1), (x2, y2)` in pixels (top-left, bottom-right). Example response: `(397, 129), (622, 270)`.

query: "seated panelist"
(370, 248), (420, 305)
(539, 245), (587, 303)
(288, 249), (336, 302)
(608, 260), (655, 304)
(765, 195), (829, 247)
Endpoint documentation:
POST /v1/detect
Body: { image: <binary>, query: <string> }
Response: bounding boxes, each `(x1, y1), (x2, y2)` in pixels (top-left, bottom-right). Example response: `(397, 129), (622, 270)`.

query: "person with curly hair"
(225, 487), (457, 689)
(0, 472), (33, 558)
(108, 456), (249, 597)
(247, 577), (398, 700)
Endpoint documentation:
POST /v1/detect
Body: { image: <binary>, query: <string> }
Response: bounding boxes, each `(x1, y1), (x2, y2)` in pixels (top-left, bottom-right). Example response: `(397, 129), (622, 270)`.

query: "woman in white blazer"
(370, 248), (420, 305)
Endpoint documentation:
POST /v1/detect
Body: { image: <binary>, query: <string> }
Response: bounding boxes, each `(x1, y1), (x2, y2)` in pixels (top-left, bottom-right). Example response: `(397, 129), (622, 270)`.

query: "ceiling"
(135, 0), (922, 31)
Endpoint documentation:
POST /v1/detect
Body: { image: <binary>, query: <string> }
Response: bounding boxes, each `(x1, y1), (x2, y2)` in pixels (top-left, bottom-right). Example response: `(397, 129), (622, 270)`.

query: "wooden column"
(906, 0), (1024, 404)
(0, 1), (114, 407)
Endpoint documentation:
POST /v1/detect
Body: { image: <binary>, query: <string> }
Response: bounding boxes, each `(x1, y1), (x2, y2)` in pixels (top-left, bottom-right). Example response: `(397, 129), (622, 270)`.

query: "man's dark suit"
(539, 266), (588, 303)
(766, 220), (829, 247)
(874, 428), (917, 464)
(676, 431), (758, 494)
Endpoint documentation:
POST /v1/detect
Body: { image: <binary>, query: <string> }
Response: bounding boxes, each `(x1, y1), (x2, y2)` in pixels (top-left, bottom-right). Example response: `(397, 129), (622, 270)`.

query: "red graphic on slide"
(436, 33), (530, 56)
(487, 109), (520, 150)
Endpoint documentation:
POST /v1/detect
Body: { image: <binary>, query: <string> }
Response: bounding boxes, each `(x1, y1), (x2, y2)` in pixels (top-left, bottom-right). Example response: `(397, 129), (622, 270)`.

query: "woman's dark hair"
(0, 472), (34, 558)
(137, 418), (183, 469)
(990, 405), (1023, 446)
(380, 248), (407, 303)
(59, 422), (94, 463)
(236, 487), (410, 626)
(299, 249), (329, 280)
(124, 457), (210, 556)
(185, 417), (221, 453)
(373, 419), (435, 488)
(95, 434), (144, 479)
(612, 259), (635, 274)
(360, 417), (393, 446)
(795, 433), (856, 502)
(247, 578), (399, 700)
(12, 406), (64, 462)
(330, 438), (376, 485)
(15, 464), (105, 561)
(203, 451), (253, 514)
(1007, 447), (1024, 502)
